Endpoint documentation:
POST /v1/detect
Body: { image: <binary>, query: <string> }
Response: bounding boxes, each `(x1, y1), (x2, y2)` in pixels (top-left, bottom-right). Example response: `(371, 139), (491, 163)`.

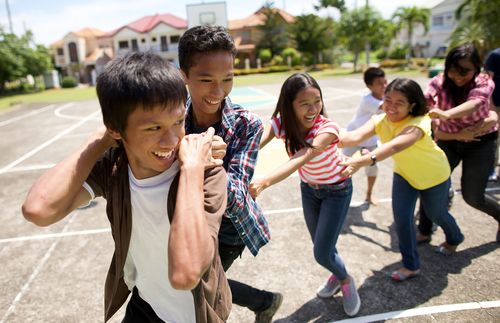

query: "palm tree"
(451, 0), (500, 58)
(289, 14), (333, 66)
(392, 6), (430, 65)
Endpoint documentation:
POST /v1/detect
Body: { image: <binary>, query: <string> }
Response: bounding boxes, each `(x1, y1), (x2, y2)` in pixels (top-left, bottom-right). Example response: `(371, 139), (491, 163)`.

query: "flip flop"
(391, 269), (421, 282)
(435, 245), (455, 256)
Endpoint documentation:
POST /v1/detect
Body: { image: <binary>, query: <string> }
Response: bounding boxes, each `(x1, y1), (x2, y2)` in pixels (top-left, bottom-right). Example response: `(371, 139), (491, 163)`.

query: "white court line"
(5, 186), (499, 244)
(1, 212), (78, 323)
(0, 110), (100, 175)
(334, 300), (500, 323)
(2, 164), (55, 173)
(0, 104), (55, 127)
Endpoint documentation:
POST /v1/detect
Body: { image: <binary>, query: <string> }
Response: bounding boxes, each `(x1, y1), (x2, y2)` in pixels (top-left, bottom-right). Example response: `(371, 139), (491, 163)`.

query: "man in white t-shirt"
(22, 52), (231, 322)
(343, 67), (387, 205)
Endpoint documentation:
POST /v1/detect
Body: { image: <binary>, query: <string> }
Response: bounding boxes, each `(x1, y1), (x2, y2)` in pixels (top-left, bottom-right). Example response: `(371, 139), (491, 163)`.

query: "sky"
(0, 0), (434, 46)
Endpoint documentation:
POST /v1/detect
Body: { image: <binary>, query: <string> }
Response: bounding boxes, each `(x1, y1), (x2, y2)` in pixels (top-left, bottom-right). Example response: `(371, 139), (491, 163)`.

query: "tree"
(257, 1), (289, 57)
(314, 0), (346, 12)
(392, 6), (430, 65)
(289, 14), (334, 66)
(338, 7), (386, 71)
(450, 0), (500, 58)
(0, 26), (53, 92)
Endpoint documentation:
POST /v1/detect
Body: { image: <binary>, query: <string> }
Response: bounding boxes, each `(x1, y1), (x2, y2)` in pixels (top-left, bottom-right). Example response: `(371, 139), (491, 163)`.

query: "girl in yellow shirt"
(340, 78), (464, 281)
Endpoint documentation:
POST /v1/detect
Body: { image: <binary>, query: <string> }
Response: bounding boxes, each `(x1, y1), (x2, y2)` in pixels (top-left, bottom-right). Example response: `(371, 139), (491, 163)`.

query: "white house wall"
(112, 24), (186, 65)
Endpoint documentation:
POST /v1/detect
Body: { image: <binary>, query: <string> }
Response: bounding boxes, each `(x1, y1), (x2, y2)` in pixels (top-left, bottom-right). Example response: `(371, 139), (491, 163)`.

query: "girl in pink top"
(417, 43), (500, 243)
(249, 73), (360, 317)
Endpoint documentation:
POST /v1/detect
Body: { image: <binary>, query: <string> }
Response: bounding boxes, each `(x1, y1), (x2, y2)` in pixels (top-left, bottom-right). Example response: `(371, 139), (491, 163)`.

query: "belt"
(306, 178), (351, 190)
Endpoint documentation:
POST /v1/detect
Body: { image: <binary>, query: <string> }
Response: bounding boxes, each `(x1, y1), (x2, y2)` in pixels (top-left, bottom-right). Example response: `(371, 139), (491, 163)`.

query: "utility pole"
(5, 0), (14, 34)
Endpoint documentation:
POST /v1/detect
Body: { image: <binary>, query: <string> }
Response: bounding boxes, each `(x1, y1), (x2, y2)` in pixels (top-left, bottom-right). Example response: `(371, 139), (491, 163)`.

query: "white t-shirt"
(346, 93), (383, 147)
(87, 160), (195, 322)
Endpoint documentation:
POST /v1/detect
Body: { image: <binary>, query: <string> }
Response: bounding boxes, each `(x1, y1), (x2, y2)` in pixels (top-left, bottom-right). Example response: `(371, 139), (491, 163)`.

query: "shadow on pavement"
(275, 242), (499, 322)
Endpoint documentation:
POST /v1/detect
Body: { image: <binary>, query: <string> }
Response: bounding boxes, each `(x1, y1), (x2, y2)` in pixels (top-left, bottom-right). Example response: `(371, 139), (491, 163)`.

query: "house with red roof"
(229, 6), (295, 68)
(102, 13), (187, 64)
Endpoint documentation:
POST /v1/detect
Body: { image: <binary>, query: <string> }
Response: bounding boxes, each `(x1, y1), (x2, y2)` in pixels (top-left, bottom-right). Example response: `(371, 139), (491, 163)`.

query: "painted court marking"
(1, 212), (78, 323)
(334, 300), (500, 323)
(0, 110), (100, 175)
(0, 104), (55, 128)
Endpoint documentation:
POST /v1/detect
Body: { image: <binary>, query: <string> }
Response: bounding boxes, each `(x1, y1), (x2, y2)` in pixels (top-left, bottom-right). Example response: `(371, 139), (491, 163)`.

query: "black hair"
(385, 78), (428, 117)
(272, 73), (326, 155)
(443, 43), (482, 106)
(96, 51), (187, 137)
(363, 67), (385, 86)
(178, 25), (237, 75)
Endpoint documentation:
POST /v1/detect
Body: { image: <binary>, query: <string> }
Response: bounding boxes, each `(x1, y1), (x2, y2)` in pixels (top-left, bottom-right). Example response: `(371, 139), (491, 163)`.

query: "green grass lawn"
(0, 68), (426, 112)
(0, 86), (97, 111)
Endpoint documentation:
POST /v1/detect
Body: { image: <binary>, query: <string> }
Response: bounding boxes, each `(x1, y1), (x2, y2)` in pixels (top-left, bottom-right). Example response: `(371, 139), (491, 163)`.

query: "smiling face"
(183, 50), (234, 127)
(109, 104), (186, 179)
(292, 86), (323, 133)
(382, 90), (414, 123)
(447, 58), (476, 87)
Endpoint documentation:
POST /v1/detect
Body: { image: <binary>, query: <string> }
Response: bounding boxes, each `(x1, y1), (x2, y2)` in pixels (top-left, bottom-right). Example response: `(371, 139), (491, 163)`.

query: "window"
(68, 42), (78, 63)
(118, 40), (129, 49)
(161, 36), (168, 51)
(170, 35), (180, 44)
(57, 48), (64, 56)
(432, 15), (444, 26)
(131, 39), (138, 51)
(141, 38), (146, 43)
(151, 37), (157, 42)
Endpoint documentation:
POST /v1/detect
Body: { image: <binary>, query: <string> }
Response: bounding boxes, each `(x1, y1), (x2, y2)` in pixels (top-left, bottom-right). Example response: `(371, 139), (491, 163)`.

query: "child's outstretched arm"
(250, 132), (336, 199)
(340, 126), (423, 177)
(259, 124), (275, 149)
(339, 119), (376, 148)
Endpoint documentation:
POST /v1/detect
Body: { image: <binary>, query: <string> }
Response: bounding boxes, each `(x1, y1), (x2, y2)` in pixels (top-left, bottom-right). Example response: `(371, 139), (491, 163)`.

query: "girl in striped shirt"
(249, 73), (360, 317)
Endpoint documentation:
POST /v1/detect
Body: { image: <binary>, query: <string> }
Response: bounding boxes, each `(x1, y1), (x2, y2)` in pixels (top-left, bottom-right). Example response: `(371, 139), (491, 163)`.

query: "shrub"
(258, 49), (272, 64)
(270, 55), (284, 66)
(281, 48), (302, 66)
(388, 45), (408, 59)
(61, 76), (77, 88)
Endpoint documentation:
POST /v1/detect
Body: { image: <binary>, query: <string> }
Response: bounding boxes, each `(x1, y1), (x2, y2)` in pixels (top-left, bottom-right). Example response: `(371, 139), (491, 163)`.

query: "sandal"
(391, 268), (420, 282)
(435, 243), (457, 256)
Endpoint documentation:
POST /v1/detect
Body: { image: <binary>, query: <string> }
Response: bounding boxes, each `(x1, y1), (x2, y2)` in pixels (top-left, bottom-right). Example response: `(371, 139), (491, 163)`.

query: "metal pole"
(364, 0), (370, 66)
(5, 0), (14, 33)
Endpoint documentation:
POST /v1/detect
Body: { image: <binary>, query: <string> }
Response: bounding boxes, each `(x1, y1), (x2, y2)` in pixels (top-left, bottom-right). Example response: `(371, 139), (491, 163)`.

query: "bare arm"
(22, 128), (114, 226)
(168, 127), (218, 290)
(435, 109), (498, 141)
(338, 119), (376, 148)
(340, 126), (423, 176)
(259, 124), (275, 149)
(250, 132), (336, 198)
(429, 98), (482, 120)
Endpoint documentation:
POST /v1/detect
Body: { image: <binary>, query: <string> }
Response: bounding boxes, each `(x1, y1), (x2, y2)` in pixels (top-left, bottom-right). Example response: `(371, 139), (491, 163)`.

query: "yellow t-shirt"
(372, 113), (450, 190)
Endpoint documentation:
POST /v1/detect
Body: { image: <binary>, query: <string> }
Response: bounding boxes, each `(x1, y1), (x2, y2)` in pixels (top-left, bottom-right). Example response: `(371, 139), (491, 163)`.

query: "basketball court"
(0, 75), (499, 322)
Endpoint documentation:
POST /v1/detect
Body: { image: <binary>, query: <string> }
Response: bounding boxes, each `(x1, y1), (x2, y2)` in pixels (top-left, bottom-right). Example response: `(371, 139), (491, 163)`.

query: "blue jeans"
(300, 179), (353, 281)
(393, 174), (464, 270)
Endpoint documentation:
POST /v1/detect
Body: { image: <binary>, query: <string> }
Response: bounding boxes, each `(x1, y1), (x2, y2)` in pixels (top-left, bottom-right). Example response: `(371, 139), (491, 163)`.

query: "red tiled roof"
(103, 13), (187, 37)
(229, 6), (295, 30)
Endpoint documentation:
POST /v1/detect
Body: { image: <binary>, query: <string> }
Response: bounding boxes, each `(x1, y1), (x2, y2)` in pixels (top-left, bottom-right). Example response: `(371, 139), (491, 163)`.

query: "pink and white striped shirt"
(271, 115), (348, 185)
(425, 73), (497, 134)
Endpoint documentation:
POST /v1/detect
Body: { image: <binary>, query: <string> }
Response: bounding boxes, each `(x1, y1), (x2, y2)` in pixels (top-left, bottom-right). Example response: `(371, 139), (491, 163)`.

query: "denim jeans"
(393, 174), (464, 270)
(419, 135), (500, 235)
(300, 179), (353, 281)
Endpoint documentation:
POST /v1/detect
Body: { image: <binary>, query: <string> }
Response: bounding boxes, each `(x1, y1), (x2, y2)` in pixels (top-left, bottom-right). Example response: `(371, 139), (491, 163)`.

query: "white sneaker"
(341, 277), (361, 317)
(316, 274), (341, 298)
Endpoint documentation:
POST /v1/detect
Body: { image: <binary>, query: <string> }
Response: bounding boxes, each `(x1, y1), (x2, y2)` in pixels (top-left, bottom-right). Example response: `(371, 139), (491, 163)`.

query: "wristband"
(370, 154), (377, 166)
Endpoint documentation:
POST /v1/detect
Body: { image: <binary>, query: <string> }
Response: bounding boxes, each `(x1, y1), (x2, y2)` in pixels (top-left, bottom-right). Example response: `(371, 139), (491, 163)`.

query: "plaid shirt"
(185, 97), (270, 256)
(425, 73), (497, 134)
